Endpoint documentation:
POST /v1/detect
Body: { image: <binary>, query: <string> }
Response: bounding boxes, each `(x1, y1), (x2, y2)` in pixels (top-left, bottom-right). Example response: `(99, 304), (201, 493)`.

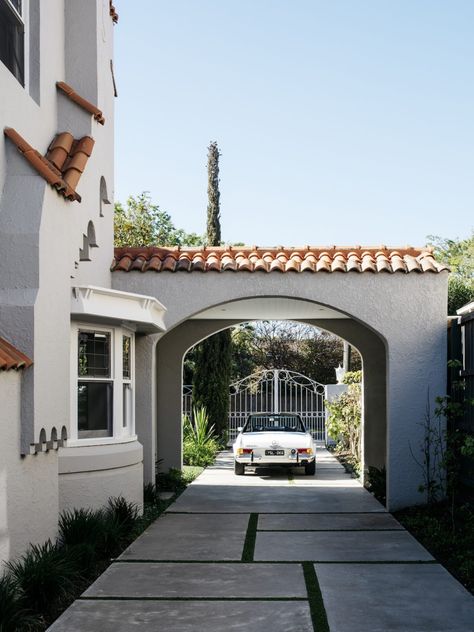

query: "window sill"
(65, 434), (138, 448)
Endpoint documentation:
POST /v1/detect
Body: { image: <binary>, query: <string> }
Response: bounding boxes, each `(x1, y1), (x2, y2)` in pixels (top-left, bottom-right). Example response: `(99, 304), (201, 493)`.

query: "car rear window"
(243, 414), (306, 433)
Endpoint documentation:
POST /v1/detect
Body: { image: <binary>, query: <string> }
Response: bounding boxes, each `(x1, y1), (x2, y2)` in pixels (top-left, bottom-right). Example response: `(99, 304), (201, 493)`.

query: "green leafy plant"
(326, 377), (361, 460)
(183, 406), (219, 467)
(106, 497), (139, 534)
(0, 572), (41, 632)
(6, 541), (81, 621)
(365, 466), (387, 505)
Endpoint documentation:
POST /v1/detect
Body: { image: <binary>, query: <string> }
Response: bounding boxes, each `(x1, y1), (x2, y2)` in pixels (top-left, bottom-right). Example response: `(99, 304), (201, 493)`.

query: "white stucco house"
(0, 0), (449, 567)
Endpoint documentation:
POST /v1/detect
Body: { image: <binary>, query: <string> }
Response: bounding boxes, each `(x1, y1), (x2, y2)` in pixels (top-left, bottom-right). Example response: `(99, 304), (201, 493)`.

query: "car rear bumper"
(235, 454), (315, 466)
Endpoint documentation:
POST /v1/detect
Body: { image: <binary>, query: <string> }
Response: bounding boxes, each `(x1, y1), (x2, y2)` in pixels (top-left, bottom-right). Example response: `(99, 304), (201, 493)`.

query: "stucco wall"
(0, 0), (123, 564)
(0, 370), (58, 567)
(0, 0), (115, 452)
(58, 441), (144, 513)
(114, 270), (448, 510)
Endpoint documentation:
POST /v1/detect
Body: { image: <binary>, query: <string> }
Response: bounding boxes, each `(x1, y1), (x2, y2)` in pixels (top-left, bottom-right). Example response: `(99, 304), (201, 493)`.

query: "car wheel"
(305, 461), (316, 476)
(234, 460), (245, 476)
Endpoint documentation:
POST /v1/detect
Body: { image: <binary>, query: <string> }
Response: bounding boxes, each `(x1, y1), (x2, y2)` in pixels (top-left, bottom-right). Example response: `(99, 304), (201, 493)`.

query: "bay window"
(72, 324), (135, 443)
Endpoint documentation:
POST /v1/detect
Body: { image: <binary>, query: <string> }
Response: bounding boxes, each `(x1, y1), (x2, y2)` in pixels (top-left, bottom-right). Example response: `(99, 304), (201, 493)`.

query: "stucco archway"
(113, 245), (448, 510)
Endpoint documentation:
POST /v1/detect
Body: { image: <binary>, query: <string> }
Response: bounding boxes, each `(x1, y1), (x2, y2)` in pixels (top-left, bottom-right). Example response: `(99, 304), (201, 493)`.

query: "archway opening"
(154, 295), (387, 500)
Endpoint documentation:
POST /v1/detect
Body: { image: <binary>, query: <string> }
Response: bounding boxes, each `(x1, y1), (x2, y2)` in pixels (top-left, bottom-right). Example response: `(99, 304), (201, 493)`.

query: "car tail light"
(297, 448), (313, 455)
(237, 448), (253, 455)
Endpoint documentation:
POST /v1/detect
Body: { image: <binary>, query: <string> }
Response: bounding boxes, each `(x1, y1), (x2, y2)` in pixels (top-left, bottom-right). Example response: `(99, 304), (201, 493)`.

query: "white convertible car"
(233, 413), (316, 476)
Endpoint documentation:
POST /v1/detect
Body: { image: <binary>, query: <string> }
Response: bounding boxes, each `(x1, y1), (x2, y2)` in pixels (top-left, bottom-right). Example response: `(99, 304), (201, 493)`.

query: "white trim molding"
(71, 285), (167, 332)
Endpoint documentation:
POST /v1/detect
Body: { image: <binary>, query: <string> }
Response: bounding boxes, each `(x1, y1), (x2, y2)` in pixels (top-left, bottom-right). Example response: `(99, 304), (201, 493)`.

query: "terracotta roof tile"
(4, 128), (94, 202)
(56, 82), (105, 125)
(109, 0), (119, 23)
(0, 337), (32, 371)
(112, 246), (448, 275)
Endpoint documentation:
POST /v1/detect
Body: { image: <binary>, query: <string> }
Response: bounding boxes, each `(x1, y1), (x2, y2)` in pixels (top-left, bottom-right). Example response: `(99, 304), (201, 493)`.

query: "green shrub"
(182, 406), (219, 467)
(144, 482), (159, 504)
(58, 508), (104, 550)
(325, 381), (361, 459)
(183, 438), (219, 466)
(365, 465), (387, 505)
(58, 503), (134, 564)
(105, 497), (139, 549)
(0, 572), (41, 632)
(6, 541), (80, 620)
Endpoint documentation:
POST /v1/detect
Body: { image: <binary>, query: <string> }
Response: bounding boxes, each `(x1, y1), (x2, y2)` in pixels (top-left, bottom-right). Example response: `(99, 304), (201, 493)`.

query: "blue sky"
(115, 1), (474, 247)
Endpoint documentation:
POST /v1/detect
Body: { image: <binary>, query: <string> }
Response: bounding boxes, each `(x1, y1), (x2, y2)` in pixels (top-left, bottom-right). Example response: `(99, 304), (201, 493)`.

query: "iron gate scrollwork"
(228, 369), (326, 443)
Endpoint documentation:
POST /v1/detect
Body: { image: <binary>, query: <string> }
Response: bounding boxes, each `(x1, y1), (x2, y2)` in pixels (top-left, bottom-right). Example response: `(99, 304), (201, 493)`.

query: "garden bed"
(0, 468), (201, 631)
(395, 497), (474, 595)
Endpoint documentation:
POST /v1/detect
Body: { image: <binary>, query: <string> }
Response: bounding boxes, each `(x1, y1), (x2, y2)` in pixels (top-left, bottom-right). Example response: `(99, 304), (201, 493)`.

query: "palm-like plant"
(185, 407), (215, 446)
(183, 407), (219, 467)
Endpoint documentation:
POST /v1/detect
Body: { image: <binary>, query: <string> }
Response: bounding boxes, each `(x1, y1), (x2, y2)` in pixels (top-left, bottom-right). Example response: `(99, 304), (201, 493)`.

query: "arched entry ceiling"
(191, 298), (349, 321)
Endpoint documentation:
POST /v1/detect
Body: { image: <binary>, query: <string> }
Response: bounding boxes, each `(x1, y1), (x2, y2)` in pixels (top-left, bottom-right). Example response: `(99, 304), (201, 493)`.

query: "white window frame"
(70, 322), (136, 446)
(0, 0), (29, 89)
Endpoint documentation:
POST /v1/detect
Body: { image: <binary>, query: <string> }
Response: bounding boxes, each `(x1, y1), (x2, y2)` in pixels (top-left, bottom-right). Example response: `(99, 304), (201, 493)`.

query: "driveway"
(49, 449), (474, 631)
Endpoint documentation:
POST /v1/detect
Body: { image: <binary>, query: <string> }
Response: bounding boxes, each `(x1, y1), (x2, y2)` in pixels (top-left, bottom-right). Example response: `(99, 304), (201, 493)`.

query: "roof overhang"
(457, 300), (474, 324)
(71, 285), (166, 333)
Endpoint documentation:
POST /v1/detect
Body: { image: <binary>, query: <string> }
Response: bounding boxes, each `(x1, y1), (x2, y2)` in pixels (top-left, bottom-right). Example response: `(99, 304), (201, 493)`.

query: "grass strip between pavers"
(241, 513), (259, 562)
(303, 562), (330, 632)
(114, 559), (438, 565)
(166, 510), (389, 515)
(79, 596), (307, 602)
(256, 528), (404, 532)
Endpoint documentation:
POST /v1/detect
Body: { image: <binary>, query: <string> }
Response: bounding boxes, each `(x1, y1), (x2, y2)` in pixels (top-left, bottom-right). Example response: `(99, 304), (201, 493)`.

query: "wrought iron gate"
(227, 369), (326, 444)
(183, 369), (326, 443)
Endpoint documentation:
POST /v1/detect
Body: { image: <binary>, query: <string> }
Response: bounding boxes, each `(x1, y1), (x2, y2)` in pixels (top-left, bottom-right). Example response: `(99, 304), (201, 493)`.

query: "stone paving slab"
(168, 483), (385, 513)
(258, 512), (403, 531)
(83, 562), (307, 598)
(254, 530), (434, 561)
(48, 600), (314, 632)
(315, 563), (474, 632)
(119, 513), (249, 561)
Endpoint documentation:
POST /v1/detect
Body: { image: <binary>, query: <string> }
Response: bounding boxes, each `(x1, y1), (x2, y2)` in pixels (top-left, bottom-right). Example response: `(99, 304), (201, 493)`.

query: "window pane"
(78, 331), (111, 377)
(78, 382), (113, 438)
(123, 383), (132, 428)
(10, 0), (21, 14)
(123, 336), (131, 379)
(0, 1), (25, 85)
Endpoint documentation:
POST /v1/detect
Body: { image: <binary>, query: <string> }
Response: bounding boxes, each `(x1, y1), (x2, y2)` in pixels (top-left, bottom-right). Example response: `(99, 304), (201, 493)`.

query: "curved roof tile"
(0, 337), (33, 371)
(111, 246), (448, 275)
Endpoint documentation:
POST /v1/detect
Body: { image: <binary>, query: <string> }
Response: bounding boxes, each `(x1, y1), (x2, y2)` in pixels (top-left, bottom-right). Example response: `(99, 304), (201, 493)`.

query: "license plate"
(265, 450), (285, 456)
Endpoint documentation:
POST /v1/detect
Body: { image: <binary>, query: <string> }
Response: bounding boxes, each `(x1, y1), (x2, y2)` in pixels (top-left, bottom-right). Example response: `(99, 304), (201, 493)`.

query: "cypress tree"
(193, 330), (232, 437)
(192, 142), (232, 438)
(206, 141), (221, 246)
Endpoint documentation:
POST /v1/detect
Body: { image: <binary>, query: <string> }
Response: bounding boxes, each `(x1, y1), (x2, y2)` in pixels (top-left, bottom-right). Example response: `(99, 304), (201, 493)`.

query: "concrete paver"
(84, 562), (307, 598)
(315, 563), (474, 632)
(49, 448), (474, 631)
(168, 483), (385, 513)
(258, 511), (403, 531)
(254, 530), (434, 561)
(120, 513), (249, 561)
(48, 600), (314, 632)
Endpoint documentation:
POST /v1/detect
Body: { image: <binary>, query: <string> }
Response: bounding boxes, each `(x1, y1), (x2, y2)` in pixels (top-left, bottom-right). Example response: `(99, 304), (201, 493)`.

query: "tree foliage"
(206, 141), (221, 246)
(191, 142), (232, 439)
(228, 321), (361, 384)
(326, 372), (362, 459)
(114, 192), (203, 247)
(192, 329), (232, 437)
(186, 322), (361, 386)
(427, 232), (474, 314)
